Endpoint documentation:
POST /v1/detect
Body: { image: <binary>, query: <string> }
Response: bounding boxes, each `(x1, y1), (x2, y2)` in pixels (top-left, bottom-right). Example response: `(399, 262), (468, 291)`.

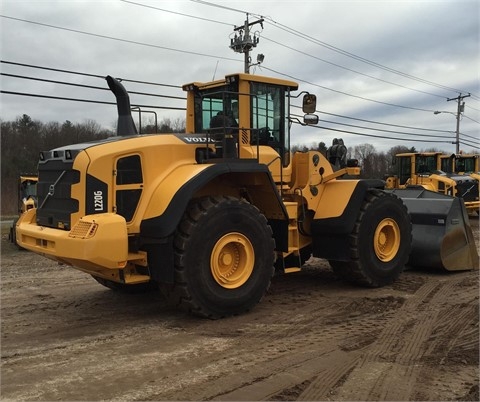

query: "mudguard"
(140, 161), (288, 239)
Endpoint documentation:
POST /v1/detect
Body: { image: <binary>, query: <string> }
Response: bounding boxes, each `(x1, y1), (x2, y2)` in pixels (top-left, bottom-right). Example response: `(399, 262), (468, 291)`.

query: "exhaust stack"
(106, 75), (138, 136)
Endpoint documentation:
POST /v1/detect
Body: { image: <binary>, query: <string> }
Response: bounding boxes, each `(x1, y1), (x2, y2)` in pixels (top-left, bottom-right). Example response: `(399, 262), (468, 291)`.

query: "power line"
(189, 0), (475, 96)
(290, 113), (466, 142)
(0, 90), (186, 111)
(462, 114), (480, 125)
(290, 115), (455, 145)
(262, 19), (476, 97)
(1, 60), (182, 88)
(291, 104), (454, 134)
(3, 84), (476, 148)
(0, 15), (240, 63)
(262, 36), (447, 100)
(313, 117), (456, 140)
(4, 59), (473, 144)
(120, 0), (232, 26)
(121, 0), (472, 102)
(459, 132), (480, 144)
(2, 12), (472, 119)
(264, 65), (438, 113)
(0, 72), (186, 100)
(459, 139), (480, 150)
(190, 0), (247, 14)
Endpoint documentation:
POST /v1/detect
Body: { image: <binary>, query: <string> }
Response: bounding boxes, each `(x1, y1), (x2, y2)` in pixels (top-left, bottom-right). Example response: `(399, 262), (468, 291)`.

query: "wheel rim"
(211, 232), (254, 289)
(373, 218), (401, 262)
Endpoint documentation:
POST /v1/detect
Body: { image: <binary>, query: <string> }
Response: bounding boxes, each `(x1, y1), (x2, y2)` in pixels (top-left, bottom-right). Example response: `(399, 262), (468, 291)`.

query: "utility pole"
(230, 15), (264, 73)
(447, 93), (470, 154)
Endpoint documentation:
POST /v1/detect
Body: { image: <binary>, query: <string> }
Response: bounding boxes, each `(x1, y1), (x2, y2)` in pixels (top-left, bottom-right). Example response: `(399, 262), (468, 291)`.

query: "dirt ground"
(1, 219), (479, 401)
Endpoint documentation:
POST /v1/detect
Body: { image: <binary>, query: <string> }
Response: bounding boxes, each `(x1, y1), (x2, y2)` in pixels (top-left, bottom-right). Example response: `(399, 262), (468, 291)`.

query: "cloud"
(1, 0), (478, 153)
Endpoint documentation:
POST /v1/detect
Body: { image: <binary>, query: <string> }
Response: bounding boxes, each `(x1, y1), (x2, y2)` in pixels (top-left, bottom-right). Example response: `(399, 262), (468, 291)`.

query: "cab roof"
(182, 72), (299, 92)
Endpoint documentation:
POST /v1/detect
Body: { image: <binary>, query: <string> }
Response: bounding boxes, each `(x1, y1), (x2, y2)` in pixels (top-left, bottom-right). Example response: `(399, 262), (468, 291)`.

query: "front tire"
(329, 189), (412, 287)
(163, 196), (275, 318)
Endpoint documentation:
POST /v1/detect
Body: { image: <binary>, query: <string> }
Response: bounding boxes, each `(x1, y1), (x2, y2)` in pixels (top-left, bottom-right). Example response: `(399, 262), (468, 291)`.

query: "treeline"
(1, 114), (185, 215)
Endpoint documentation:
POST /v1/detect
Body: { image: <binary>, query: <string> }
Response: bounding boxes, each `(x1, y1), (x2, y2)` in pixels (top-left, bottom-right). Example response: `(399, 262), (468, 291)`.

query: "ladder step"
(284, 267), (301, 273)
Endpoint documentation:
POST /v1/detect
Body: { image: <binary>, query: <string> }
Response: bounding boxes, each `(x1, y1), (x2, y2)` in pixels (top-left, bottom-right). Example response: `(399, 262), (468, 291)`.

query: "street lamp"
(433, 109), (461, 154)
(433, 93), (469, 155)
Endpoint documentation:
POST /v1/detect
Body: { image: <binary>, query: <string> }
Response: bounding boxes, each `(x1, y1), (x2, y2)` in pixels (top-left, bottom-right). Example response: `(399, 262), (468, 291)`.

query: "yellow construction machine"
(15, 73), (478, 318)
(439, 152), (479, 178)
(9, 174), (38, 247)
(385, 152), (479, 214)
(452, 153), (479, 181)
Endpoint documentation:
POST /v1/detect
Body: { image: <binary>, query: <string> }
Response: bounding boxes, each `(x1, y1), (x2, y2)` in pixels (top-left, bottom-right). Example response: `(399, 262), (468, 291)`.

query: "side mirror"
(303, 114), (319, 125)
(302, 94), (316, 114)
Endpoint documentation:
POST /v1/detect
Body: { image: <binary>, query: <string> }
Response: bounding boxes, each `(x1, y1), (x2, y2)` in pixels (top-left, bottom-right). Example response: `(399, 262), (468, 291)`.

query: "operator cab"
(395, 152), (442, 185)
(182, 73), (317, 166)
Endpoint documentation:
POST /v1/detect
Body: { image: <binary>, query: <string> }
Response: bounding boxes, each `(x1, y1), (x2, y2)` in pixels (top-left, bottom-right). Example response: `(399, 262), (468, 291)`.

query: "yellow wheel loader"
(9, 174), (38, 247)
(385, 152), (480, 214)
(452, 153), (480, 183)
(15, 73), (478, 318)
(440, 153), (479, 176)
(439, 152), (480, 181)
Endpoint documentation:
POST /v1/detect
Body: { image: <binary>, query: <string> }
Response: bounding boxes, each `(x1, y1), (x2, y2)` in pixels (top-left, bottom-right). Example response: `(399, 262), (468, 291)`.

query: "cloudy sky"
(1, 0), (479, 153)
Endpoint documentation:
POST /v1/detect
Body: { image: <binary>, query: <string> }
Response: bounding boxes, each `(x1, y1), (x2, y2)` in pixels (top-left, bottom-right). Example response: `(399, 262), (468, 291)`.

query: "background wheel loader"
(385, 151), (479, 214)
(441, 153), (480, 185)
(15, 73), (478, 318)
(439, 153), (479, 176)
(8, 174), (38, 248)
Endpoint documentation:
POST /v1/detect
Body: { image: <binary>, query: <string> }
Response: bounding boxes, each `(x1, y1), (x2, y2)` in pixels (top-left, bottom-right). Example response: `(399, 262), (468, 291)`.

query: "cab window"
(250, 82), (290, 166)
(194, 82), (239, 133)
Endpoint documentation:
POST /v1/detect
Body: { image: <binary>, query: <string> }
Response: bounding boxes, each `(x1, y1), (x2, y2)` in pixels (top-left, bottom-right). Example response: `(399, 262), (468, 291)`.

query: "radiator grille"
(457, 180), (479, 202)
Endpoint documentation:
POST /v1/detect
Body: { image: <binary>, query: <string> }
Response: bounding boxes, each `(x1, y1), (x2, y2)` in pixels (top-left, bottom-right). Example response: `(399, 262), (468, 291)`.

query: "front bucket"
(389, 187), (479, 271)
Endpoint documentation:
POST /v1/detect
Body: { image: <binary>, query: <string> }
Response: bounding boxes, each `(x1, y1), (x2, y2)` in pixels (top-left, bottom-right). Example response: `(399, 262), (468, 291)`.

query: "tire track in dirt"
(294, 352), (361, 401)
(411, 287), (479, 401)
(275, 280), (438, 401)
(331, 275), (474, 401)
(199, 293), (408, 400)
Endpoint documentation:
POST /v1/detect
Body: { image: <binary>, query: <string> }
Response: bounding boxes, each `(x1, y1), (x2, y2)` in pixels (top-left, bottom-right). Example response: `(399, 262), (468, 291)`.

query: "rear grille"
(36, 159), (80, 230)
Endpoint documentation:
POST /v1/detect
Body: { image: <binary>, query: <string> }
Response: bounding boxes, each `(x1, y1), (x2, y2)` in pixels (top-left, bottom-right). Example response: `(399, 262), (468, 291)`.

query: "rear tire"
(162, 196), (275, 318)
(329, 189), (412, 287)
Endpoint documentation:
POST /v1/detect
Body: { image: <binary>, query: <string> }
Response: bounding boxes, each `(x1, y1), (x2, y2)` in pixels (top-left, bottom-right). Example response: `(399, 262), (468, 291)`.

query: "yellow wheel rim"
(210, 232), (254, 289)
(373, 218), (401, 262)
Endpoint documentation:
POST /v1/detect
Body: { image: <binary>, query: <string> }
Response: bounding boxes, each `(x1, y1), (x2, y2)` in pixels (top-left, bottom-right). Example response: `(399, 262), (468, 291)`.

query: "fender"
(140, 161), (289, 239)
(311, 179), (384, 235)
(310, 179), (384, 261)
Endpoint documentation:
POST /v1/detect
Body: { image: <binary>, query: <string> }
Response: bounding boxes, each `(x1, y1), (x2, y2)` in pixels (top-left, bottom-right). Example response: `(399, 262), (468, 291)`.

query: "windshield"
(456, 157), (476, 173)
(415, 155), (437, 174)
